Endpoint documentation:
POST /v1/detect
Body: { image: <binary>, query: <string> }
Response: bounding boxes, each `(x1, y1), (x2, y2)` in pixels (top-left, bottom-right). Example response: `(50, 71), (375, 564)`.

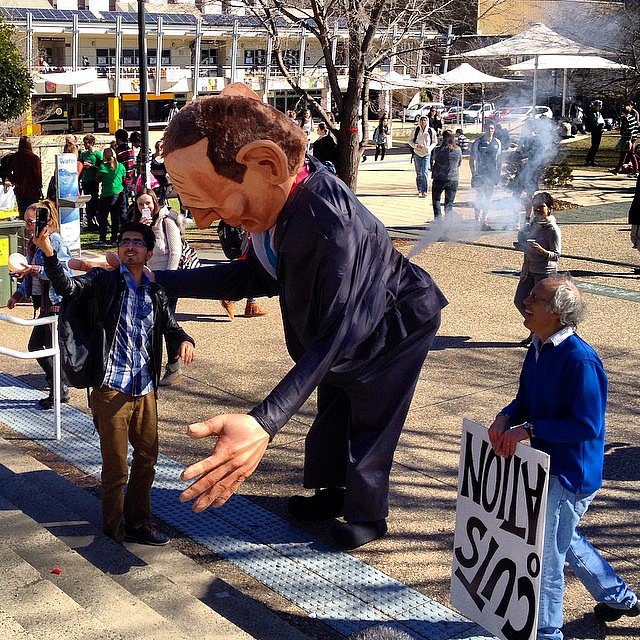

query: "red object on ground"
(51, 567), (62, 575)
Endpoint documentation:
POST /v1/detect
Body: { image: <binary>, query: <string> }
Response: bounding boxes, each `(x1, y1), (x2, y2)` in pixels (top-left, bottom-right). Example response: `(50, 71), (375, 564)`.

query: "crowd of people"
(2, 88), (640, 640)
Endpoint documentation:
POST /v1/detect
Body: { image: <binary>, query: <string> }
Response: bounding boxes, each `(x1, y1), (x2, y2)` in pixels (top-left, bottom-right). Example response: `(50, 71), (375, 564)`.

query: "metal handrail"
(0, 312), (61, 440)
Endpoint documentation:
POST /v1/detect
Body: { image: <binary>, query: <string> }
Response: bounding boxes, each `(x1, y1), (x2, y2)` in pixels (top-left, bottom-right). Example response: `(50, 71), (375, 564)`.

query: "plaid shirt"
(116, 143), (136, 186)
(102, 265), (154, 396)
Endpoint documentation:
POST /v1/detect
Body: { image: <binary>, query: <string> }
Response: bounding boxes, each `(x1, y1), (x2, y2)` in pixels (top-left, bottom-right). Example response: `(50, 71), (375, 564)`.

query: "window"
(148, 49), (171, 66)
(201, 47), (219, 65)
(122, 49), (138, 65)
(244, 49), (267, 68)
(283, 49), (300, 68)
(96, 48), (116, 66)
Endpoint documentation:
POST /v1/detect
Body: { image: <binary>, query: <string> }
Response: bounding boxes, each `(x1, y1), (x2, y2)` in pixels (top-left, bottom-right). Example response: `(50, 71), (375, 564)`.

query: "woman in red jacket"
(1, 136), (42, 218)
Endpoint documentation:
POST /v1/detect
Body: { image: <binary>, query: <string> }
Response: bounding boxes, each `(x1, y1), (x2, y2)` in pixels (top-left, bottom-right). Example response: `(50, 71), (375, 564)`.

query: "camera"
(35, 206), (49, 237)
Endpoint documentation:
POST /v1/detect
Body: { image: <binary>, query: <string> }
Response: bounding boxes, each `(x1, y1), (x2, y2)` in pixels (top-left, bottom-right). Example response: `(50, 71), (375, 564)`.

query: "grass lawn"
(559, 130), (623, 171)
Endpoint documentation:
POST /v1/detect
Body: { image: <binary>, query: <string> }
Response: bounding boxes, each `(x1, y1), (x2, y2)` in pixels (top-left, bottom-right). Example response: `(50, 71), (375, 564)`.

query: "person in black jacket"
(311, 122), (338, 166)
(156, 83), (447, 550)
(35, 222), (195, 546)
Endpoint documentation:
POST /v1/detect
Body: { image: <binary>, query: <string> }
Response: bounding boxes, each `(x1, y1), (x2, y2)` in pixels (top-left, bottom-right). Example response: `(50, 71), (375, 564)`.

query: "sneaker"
(628, 173), (639, 179)
(124, 521), (169, 546)
(593, 601), (640, 622)
(159, 361), (181, 387)
(38, 388), (70, 410)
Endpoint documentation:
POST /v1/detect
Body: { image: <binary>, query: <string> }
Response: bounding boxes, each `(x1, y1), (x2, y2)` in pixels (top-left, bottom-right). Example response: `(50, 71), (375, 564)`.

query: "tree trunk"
(335, 57), (365, 191)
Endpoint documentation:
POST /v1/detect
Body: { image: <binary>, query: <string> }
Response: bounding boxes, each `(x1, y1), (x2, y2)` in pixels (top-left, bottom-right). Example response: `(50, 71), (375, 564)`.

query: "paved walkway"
(1, 144), (639, 640)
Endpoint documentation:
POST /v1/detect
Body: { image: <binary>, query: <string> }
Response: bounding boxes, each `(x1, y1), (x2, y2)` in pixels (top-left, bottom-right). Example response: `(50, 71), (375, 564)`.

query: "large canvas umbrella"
(439, 63), (518, 127)
(507, 55), (631, 115)
(462, 23), (603, 105)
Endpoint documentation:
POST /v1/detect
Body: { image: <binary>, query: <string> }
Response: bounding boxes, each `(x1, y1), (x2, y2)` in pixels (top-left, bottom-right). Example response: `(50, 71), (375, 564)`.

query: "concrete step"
(0, 600), (35, 639)
(0, 537), (122, 640)
(0, 497), (192, 640)
(0, 437), (306, 640)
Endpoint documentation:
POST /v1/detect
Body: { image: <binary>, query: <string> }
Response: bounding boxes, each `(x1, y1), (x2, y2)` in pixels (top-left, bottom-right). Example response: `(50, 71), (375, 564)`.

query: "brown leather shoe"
(244, 301), (269, 317)
(220, 300), (235, 319)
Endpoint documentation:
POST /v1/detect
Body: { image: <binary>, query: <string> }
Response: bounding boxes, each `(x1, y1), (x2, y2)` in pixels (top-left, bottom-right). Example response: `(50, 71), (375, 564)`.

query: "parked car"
(442, 106), (464, 124)
(462, 103), (496, 124)
(492, 106), (517, 121)
(501, 105), (553, 124)
(403, 102), (445, 122)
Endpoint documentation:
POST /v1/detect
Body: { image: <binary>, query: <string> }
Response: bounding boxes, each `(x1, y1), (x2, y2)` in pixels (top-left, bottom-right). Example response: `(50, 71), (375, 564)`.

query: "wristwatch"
(523, 421), (535, 437)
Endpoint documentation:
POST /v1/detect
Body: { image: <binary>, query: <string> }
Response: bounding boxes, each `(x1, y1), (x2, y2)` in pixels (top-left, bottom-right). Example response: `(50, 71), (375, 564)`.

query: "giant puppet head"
(163, 84), (308, 232)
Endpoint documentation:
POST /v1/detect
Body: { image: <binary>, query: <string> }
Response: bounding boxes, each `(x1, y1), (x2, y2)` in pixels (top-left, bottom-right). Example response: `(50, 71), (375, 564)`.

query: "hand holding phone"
(35, 206), (49, 238)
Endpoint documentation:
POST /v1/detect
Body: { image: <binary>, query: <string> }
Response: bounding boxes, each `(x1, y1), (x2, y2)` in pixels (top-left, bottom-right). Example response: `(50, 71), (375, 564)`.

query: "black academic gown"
(156, 157), (447, 521)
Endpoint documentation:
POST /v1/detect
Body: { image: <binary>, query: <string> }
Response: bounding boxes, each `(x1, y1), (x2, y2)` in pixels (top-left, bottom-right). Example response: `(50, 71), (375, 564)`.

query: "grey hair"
(545, 273), (585, 328)
(349, 626), (415, 640)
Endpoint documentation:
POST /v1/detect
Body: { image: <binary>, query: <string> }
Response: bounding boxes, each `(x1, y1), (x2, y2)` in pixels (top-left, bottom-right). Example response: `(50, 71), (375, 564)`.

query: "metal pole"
(115, 15), (122, 104)
(155, 15), (163, 97)
(532, 54), (538, 107)
(138, 0), (149, 188)
(52, 316), (61, 440)
(26, 12), (33, 70)
(264, 34), (273, 102)
(193, 18), (202, 99)
(562, 68), (567, 117)
(299, 25), (306, 78)
(72, 14), (79, 99)
(442, 25), (453, 74)
(230, 20), (238, 83)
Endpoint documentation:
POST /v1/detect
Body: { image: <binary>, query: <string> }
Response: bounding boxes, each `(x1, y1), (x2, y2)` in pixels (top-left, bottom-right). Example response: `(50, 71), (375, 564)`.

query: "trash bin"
(0, 219), (26, 307)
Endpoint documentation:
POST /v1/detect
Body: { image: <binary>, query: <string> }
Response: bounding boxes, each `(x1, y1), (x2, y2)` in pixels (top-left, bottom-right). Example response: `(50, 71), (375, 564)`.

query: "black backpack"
(217, 220), (248, 260)
(57, 294), (110, 389)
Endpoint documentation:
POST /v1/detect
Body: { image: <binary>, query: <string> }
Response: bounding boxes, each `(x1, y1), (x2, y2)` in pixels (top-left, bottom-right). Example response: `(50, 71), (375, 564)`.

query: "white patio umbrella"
(439, 63), (518, 127)
(507, 55), (631, 116)
(462, 23), (603, 106)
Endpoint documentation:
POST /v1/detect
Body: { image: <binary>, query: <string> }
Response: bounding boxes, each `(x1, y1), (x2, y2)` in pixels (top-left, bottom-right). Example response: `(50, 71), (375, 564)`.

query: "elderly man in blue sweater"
(489, 273), (639, 640)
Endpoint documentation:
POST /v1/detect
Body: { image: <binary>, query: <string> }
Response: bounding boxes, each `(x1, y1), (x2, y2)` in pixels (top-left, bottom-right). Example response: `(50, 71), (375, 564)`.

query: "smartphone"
(35, 206), (49, 237)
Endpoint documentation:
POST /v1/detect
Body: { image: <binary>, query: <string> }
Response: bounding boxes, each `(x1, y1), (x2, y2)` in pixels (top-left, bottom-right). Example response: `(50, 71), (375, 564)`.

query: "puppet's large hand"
(179, 414), (269, 512)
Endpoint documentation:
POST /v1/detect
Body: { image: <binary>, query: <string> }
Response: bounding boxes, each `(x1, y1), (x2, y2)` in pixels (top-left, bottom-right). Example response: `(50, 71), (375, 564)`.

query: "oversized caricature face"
(165, 138), (295, 232)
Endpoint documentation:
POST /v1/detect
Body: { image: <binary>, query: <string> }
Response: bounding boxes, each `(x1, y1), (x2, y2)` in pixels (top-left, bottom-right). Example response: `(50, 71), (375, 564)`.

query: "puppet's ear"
(236, 140), (290, 185)
(221, 82), (261, 101)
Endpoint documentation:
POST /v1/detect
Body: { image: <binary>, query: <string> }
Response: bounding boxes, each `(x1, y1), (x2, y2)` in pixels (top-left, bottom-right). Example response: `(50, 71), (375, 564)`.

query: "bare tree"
(245, 0), (479, 189)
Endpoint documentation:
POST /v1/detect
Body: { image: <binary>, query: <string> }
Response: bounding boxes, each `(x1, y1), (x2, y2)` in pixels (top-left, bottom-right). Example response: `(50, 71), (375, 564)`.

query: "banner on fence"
(451, 418), (550, 640)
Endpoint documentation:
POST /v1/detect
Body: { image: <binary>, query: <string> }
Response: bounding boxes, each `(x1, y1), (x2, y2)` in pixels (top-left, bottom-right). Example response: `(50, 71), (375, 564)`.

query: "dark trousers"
(28, 312), (55, 383)
(585, 130), (603, 164)
(91, 387), (158, 542)
(432, 179), (459, 218)
(375, 144), (386, 161)
(16, 193), (39, 219)
(165, 297), (179, 364)
(98, 193), (124, 243)
(302, 312), (441, 522)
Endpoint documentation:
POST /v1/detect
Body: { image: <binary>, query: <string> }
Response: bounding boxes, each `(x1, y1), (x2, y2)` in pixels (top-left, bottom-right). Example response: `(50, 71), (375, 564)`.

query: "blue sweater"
(502, 333), (607, 494)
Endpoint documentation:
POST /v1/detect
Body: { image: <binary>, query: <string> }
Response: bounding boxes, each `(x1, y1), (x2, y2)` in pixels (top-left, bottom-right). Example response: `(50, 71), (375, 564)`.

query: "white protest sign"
(451, 418), (550, 640)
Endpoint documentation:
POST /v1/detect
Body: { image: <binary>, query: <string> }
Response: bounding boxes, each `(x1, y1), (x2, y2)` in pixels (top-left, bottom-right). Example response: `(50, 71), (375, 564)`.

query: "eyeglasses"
(118, 238), (146, 248)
